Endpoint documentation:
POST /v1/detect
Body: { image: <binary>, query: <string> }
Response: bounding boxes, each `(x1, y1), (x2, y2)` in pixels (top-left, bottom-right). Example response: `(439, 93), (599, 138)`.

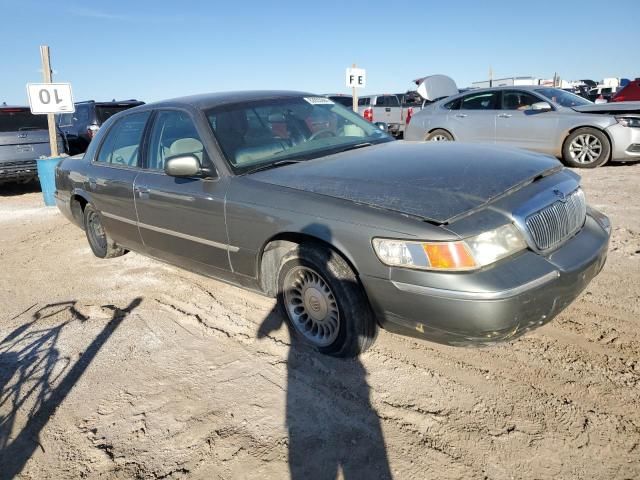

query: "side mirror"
(531, 101), (552, 111)
(165, 154), (201, 177)
(374, 121), (388, 131)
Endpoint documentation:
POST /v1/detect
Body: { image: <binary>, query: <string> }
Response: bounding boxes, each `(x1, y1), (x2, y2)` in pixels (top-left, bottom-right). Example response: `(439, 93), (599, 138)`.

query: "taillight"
(406, 107), (414, 125)
(363, 107), (373, 122)
(87, 124), (100, 139)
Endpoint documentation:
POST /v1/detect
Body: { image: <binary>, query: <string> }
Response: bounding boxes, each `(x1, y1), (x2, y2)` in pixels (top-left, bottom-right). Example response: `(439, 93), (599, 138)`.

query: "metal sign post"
(346, 64), (366, 113)
(40, 45), (58, 157)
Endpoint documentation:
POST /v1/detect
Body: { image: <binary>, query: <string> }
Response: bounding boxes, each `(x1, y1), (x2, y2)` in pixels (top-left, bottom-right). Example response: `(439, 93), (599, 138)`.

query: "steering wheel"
(308, 129), (336, 141)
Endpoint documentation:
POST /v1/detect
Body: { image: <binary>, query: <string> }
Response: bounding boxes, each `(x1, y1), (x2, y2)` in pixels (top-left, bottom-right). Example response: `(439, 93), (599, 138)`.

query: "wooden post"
(351, 63), (358, 113)
(40, 45), (59, 158)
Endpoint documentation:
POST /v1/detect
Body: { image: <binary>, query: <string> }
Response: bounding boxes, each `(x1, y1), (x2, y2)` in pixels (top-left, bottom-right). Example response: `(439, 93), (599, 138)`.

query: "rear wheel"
(83, 204), (127, 259)
(278, 244), (377, 357)
(426, 129), (454, 142)
(562, 127), (610, 168)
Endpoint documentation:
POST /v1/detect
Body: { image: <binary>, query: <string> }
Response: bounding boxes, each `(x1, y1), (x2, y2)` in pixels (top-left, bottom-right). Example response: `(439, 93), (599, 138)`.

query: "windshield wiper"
(241, 159), (302, 176)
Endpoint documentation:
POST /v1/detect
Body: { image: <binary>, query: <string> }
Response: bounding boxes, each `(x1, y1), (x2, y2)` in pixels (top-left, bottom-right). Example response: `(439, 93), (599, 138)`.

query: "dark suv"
(57, 99), (144, 155)
(0, 105), (65, 184)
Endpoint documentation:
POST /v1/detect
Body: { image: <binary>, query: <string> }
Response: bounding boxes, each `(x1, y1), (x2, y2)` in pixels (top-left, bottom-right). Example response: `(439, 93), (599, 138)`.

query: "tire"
(425, 129), (454, 142)
(562, 127), (610, 168)
(277, 244), (377, 357)
(83, 204), (127, 259)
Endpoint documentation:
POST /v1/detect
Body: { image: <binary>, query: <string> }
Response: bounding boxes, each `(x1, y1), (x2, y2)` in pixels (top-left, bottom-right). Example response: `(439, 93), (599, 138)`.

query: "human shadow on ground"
(0, 298), (142, 480)
(257, 224), (392, 480)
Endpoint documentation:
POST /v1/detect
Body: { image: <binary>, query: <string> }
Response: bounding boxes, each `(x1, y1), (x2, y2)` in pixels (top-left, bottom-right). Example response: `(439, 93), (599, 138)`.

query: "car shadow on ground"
(0, 298), (142, 480)
(0, 181), (41, 197)
(257, 224), (392, 480)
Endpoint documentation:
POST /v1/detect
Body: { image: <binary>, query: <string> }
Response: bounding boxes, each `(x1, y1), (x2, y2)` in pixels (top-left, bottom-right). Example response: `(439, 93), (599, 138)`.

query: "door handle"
(455, 114), (467, 118)
(135, 186), (149, 199)
(498, 113), (513, 118)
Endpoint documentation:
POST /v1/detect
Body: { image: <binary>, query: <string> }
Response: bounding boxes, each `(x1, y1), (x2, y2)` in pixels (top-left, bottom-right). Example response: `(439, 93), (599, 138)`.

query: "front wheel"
(425, 129), (454, 142)
(562, 127), (610, 168)
(83, 204), (127, 259)
(278, 244), (377, 357)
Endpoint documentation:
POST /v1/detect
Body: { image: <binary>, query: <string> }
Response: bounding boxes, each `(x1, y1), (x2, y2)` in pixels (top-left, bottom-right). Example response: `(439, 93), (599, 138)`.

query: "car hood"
(250, 142), (562, 224)
(572, 102), (640, 115)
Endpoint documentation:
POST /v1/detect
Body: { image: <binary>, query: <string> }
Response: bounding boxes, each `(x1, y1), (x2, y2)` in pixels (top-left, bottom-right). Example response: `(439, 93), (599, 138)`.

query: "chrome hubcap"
(430, 134), (450, 142)
(569, 134), (602, 164)
(283, 266), (340, 347)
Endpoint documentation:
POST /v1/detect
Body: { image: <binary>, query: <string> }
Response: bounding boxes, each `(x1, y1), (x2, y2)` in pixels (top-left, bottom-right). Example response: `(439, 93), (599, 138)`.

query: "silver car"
(404, 86), (640, 168)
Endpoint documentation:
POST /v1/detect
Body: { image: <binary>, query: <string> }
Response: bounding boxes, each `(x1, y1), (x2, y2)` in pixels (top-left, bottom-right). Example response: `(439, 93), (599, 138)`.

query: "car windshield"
(535, 88), (593, 107)
(0, 108), (48, 132)
(206, 96), (391, 174)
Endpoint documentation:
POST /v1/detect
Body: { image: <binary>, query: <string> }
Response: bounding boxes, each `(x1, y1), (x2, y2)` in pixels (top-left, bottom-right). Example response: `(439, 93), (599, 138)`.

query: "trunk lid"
(250, 142), (561, 224)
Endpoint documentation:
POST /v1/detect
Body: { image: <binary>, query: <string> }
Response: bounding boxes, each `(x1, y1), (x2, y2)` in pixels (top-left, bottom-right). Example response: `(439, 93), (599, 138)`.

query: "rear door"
(133, 109), (231, 274)
(495, 90), (559, 154)
(447, 91), (500, 142)
(86, 111), (150, 251)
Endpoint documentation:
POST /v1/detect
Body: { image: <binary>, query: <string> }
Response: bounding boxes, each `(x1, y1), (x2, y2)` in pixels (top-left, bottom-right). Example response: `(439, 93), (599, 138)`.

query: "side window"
(375, 97), (385, 107)
(57, 113), (73, 127)
(502, 91), (543, 110)
(74, 104), (91, 126)
(95, 111), (150, 167)
(461, 92), (500, 110)
(358, 97), (370, 107)
(148, 110), (208, 172)
(386, 96), (400, 107)
(444, 98), (462, 110)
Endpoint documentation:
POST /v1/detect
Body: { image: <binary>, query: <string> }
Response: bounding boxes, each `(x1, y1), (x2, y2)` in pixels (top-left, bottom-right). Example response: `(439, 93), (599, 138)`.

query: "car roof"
(143, 90), (315, 110)
(0, 105), (30, 110)
(75, 99), (144, 106)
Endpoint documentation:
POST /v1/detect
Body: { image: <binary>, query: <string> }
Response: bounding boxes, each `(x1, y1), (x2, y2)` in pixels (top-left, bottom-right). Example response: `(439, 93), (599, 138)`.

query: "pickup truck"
(357, 94), (416, 137)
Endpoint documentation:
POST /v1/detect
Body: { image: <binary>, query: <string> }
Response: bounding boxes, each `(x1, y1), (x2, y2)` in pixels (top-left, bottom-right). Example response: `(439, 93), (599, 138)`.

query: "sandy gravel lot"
(0, 164), (639, 480)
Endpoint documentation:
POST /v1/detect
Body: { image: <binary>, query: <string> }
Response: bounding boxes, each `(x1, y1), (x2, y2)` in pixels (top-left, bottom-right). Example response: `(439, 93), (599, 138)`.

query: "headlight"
(616, 116), (640, 128)
(372, 224), (526, 271)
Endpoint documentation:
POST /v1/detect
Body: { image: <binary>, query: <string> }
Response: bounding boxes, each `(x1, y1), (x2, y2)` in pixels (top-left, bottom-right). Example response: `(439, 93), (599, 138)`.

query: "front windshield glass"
(535, 88), (592, 107)
(206, 96), (392, 174)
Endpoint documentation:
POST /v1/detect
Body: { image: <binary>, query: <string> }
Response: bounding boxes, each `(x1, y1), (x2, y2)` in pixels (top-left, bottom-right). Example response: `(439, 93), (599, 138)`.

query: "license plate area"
(16, 145), (34, 153)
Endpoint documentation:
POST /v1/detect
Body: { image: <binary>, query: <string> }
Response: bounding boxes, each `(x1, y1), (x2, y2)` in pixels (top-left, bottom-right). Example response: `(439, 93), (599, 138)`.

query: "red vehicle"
(612, 78), (640, 102)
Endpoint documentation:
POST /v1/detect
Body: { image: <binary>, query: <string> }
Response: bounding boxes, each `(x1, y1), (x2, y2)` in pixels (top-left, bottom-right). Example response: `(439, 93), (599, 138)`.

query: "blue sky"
(2, 0), (638, 105)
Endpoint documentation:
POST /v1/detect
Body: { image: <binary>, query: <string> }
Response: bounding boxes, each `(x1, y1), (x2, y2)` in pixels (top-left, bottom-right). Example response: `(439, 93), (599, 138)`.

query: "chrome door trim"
(100, 211), (239, 252)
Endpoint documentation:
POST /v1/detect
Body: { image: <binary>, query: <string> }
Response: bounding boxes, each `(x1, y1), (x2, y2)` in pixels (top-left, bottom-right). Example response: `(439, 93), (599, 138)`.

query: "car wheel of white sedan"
(562, 127), (610, 168)
(425, 129), (454, 142)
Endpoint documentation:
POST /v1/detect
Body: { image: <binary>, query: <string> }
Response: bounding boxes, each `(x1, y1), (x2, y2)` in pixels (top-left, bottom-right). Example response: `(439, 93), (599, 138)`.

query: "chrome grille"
(525, 188), (586, 251)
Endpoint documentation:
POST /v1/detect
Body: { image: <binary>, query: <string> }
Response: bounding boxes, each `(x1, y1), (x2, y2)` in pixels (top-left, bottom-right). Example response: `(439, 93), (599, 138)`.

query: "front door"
(86, 111), (150, 251)
(133, 109), (231, 276)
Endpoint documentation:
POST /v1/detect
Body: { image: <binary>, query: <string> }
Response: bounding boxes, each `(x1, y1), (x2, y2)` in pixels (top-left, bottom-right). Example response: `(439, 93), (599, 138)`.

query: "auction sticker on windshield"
(303, 97), (335, 105)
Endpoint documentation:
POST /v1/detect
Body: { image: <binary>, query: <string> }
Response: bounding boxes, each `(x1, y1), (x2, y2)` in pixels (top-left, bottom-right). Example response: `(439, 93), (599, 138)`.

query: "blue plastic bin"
(37, 157), (63, 207)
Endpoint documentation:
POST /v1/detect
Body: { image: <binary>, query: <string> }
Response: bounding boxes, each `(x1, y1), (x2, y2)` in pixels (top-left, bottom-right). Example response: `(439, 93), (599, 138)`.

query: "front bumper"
(361, 213), (610, 346)
(0, 160), (38, 184)
(606, 123), (640, 161)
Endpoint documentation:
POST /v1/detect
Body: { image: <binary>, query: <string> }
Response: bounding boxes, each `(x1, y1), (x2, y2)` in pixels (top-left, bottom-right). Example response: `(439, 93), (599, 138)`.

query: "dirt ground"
(0, 164), (639, 480)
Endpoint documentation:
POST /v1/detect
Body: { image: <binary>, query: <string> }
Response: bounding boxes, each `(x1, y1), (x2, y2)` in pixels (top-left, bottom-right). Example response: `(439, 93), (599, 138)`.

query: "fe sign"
(346, 68), (366, 88)
(26, 83), (75, 114)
